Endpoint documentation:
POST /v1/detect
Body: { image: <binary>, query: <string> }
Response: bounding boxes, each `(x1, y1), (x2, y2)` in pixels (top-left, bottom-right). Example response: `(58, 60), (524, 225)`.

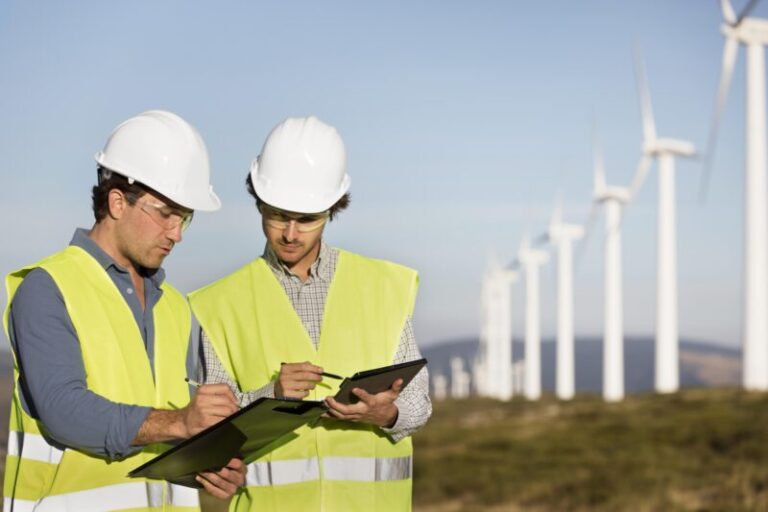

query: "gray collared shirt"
(199, 241), (432, 442)
(7, 228), (194, 459)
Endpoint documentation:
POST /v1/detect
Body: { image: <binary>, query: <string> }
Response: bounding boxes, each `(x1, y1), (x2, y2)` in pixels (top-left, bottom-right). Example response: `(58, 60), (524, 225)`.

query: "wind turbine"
(538, 205), (584, 400)
(589, 135), (630, 402)
(450, 357), (471, 398)
(514, 237), (549, 400)
(706, 0), (768, 390)
(432, 373), (448, 401)
(477, 256), (517, 400)
(628, 51), (697, 394)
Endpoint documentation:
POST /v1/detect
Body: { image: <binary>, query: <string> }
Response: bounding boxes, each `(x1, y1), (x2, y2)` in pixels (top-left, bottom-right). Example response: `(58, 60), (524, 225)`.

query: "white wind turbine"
(538, 205), (584, 400)
(450, 357), (471, 398)
(514, 237), (549, 400)
(477, 256), (517, 400)
(706, 0), (768, 390)
(628, 52), (697, 394)
(588, 135), (630, 402)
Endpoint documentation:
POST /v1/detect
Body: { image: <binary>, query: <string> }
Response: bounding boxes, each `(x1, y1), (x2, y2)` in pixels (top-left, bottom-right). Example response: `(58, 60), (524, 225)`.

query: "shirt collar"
(263, 240), (333, 283)
(70, 228), (166, 288)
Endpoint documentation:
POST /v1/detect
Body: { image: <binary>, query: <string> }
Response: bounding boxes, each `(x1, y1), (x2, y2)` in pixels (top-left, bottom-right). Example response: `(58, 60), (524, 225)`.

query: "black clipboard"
(129, 397), (326, 488)
(333, 358), (427, 405)
(130, 358), (428, 487)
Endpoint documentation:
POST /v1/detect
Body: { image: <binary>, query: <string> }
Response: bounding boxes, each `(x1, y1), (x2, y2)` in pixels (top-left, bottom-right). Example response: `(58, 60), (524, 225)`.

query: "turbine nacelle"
(548, 221), (585, 242)
(643, 138), (697, 157)
(594, 186), (630, 205)
(722, 18), (768, 45)
(517, 237), (549, 267)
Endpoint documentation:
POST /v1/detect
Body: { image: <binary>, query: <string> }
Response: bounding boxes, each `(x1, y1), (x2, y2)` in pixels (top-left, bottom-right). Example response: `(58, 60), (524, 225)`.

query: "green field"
(413, 390), (768, 511)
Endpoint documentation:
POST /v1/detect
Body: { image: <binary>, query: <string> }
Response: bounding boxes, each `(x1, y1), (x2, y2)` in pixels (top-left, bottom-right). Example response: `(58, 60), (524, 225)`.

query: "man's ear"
(107, 189), (127, 221)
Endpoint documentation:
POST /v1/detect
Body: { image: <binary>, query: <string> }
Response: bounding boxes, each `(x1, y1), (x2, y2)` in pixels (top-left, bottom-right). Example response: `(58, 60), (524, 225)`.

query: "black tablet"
(333, 358), (428, 405)
(129, 397), (327, 487)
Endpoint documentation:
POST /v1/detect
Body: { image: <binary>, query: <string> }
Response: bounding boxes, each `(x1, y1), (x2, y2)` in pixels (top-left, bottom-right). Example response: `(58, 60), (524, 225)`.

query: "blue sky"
(0, 1), (760, 348)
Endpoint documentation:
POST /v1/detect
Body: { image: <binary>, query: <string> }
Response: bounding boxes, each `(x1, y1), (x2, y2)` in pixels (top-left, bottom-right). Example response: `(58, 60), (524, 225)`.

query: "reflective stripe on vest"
(323, 456), (412, 482)
(245, 457), (320, 486)
(7, 431), (64, 465)
(245, 456), (412, 486)
(4, 482), (199, 511)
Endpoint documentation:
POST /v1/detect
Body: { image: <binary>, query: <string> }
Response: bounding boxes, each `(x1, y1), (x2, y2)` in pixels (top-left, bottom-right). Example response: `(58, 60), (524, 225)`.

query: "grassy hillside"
(1, 386), (766, 511)
(413, 390), (768, 511)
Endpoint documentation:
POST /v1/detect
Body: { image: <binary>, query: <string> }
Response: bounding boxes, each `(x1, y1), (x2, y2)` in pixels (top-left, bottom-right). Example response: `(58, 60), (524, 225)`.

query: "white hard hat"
(95, 110), (221, 211)
(250, 116), (351, 214)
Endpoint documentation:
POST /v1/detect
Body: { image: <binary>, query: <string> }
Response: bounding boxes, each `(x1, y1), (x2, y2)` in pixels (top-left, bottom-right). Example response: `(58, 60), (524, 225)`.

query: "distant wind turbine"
(705, 0), (768, 390)
(477, 256), (517, 400)
(537, 204), (584, 400)
(587, 133), (630, 402)
(628, 50), (696, 394)
(514, 237), (549, 400)
(432, 373), (448, 401)
(450, 357), (471, 399)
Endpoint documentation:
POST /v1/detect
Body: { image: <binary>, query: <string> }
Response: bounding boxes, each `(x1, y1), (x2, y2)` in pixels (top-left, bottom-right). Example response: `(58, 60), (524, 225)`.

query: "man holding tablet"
(189, 116), (431, 511)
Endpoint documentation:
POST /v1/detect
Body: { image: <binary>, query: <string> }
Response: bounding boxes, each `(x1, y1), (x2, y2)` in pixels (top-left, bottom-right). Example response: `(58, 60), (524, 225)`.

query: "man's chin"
(276, 252), (301, 265)
(139, 255), (166, 271)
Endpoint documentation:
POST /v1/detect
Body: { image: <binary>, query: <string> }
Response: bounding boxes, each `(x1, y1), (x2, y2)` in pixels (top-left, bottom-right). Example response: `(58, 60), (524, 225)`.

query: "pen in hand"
(280, 362), (343, 380)
(185, 377), (202, 388)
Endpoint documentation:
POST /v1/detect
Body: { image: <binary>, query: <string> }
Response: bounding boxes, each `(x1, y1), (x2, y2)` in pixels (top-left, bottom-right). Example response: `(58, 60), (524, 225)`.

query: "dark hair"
(91, 167), (147, 222)
(245, 172), (350, 221)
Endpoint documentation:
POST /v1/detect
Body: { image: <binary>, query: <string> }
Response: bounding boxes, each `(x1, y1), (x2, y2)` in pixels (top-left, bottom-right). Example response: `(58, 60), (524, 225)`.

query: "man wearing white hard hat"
(189, 116), (432, 511)
(4, 110), (245, 511)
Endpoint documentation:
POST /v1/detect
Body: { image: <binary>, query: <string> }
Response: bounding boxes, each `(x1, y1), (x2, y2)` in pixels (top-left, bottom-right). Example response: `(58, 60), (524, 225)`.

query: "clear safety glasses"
(128, 193), (194, 231)
(259, 204), (329, 233)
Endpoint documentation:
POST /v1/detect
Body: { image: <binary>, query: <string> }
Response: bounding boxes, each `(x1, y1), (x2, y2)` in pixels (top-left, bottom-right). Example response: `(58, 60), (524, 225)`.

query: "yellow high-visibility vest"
(189, 250), (418, 512)
(3, 245), (199, 511)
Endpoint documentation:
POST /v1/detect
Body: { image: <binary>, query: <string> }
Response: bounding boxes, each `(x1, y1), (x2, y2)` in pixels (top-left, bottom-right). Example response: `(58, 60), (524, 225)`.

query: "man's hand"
(275, 362), (323, 399)
(197, 457), (246, 499)
(324, 379), (403, 427)
(181, 384), (239, 437)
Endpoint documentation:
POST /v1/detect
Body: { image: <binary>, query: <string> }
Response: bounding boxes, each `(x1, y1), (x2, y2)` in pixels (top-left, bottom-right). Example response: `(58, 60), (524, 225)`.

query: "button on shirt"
(200, 241), (432, 442)
(7, 228), (192, 459)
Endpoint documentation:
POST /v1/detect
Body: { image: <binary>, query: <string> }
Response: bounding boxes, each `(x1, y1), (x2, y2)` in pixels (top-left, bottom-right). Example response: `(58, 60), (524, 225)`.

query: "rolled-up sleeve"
(8, 268), (150, 460)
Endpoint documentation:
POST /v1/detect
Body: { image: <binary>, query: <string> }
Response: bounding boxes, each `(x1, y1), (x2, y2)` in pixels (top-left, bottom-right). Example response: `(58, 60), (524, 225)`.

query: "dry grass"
(414, 390), (768, 511)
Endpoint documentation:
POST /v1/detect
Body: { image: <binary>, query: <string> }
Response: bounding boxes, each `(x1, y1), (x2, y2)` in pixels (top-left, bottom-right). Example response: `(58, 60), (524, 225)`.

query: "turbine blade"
(575, 203), (600, 271)
(700, 36), (738, 203)
(551, 195), (563, 227)
(721, 0), (737, 25)
(737, 0), (760, 24)
(629, 155), (654, 200)
(519, 236), (530, 254)
(634, 46), (657, 144)
(593, 128), (606, 195)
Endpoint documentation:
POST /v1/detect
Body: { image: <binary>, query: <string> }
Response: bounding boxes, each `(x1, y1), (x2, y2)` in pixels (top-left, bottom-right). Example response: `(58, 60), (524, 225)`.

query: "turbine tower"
(516, 237), (549, 400)
(590, 136), (630, 402)
(540, 205), (584, 400)
(477, 256), (517, 400)
(628, 51), (697, 394)
(450, 357), (470, 398)
(432, 373), (448, 401)
(707, 0), (768, 390)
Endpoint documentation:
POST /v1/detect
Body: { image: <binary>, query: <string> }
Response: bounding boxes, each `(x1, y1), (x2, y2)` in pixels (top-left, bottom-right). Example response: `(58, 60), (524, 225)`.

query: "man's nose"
(283, 220), (299, 242)
(167, 223), (183, 243)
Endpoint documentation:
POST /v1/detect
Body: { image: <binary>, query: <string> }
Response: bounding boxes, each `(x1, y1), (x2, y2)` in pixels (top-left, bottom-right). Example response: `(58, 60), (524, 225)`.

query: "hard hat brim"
(252, 169), (351, 214)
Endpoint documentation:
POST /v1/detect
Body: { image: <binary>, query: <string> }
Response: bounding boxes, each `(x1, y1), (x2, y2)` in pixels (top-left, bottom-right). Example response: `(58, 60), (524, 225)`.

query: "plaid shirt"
(199, 241), (431, 441)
